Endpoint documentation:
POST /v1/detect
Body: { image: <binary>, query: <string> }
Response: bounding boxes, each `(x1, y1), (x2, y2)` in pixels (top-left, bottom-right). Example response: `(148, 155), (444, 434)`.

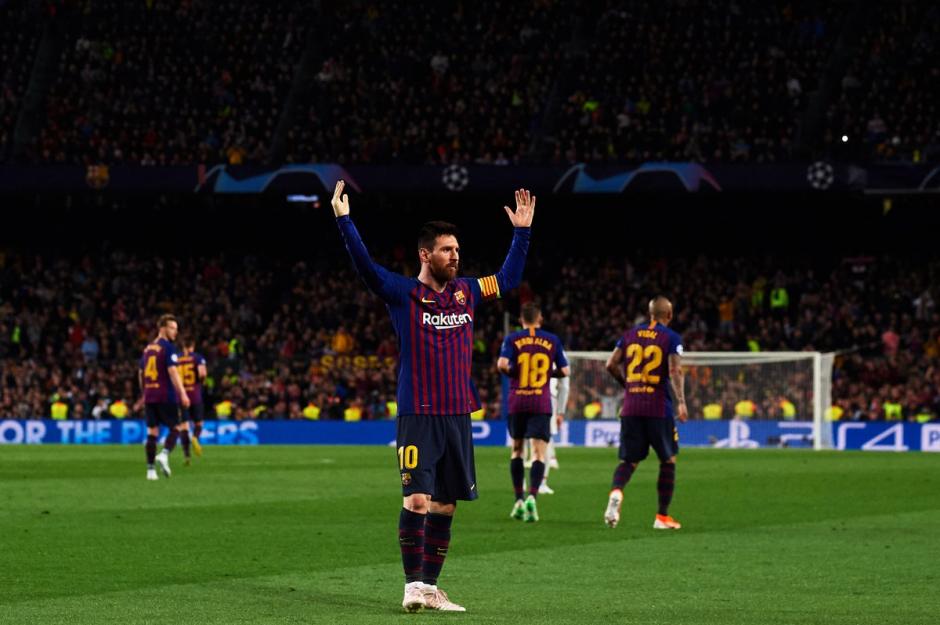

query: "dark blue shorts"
(145, 403), (180, 429)
(396, 414), (478, 503)
(619, 416), (679, 463)
(182, 404), (205, 422)
(508, 413), (552, 442)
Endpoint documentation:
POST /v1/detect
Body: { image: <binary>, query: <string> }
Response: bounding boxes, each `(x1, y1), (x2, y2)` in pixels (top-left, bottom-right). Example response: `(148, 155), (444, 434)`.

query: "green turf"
(1, 445), (938, 624)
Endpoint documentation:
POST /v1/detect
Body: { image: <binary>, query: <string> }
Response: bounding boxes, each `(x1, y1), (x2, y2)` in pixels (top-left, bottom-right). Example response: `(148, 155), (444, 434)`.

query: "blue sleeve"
(499, 335), (514, 359)
(197, 354), (206, 366)
(470, 227), (531, 305)
(668, 331), (683, 355)
(336, 215), (409, 304)
(615, 336), (625, 350)
(555, 340), (569, 368)
(495, 227), (530, 294)
(166, 343), (180, 368)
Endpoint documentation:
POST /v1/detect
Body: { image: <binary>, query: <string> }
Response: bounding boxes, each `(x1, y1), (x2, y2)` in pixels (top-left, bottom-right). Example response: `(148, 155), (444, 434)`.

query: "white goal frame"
(566, 351), (835, 450)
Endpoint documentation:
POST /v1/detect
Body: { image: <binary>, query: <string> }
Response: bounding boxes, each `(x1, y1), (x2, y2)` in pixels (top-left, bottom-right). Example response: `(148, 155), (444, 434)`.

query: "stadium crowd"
(36, 0), (308, 165)
(283, 0), (575, 165)
(0, 1), (42, 161)
(553, 0), (841, 164)
(1, 247), (937, 423)
(825, 1), (940, 163)
(1, 0), (936, 165)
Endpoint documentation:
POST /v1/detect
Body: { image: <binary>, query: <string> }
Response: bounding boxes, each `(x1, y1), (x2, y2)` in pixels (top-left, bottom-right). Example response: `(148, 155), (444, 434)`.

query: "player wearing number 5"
(497, 303), (569, 522)
(332, 180), (533, 612)
(603, 296), (688, 530)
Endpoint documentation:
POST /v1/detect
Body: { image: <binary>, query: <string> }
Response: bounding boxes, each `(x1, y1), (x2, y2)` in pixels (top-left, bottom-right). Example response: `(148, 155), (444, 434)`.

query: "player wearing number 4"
(603, 296), (688, 530)
(497, 303), (569, 522)
(332, 180), (534, 613)
(138, 314), (190, 480)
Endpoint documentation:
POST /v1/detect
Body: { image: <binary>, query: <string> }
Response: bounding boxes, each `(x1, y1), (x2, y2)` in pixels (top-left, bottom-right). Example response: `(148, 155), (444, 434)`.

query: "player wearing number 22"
(497, 302), (569, 523)
(603, 296), (688, 530)
(332, 180), (534, 613)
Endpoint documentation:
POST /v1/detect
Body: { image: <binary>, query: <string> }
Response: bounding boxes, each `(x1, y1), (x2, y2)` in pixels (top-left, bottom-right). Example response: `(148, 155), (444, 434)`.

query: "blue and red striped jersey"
(499, 327), (568, 415)
(139, 338), (180, 404)
(337, 215), (530, 415)
(616, 321), (683, 418)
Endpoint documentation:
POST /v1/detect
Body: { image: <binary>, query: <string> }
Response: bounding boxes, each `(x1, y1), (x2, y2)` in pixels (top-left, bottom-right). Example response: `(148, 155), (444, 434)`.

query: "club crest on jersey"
(454, 290), (466, 305)
(401, 472), (412, 486)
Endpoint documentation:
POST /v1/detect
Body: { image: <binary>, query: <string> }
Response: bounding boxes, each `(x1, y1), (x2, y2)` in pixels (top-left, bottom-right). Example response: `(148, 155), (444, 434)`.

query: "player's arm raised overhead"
(475, 189), (535, 302)
(606, 346), (627, 388)
(669, 353), (689, 422)
(332, 179), (405, 303)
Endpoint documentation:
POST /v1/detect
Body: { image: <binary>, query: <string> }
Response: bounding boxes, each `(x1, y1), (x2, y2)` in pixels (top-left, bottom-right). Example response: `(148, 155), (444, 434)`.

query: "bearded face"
(423, 235), (460, 283)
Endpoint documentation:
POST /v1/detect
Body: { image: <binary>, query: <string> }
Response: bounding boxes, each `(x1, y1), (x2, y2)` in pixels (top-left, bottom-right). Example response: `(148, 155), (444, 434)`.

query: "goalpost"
(565, 351), (835, 450)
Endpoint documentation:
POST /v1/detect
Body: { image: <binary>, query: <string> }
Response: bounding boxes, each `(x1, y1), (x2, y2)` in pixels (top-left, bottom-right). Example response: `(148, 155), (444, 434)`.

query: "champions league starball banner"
(0, 162), (938, 193)
(2, 419), (939, 452)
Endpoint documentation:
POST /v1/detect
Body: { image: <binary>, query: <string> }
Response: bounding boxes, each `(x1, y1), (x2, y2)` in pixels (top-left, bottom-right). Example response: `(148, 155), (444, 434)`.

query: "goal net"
(565, 351), (835, 450)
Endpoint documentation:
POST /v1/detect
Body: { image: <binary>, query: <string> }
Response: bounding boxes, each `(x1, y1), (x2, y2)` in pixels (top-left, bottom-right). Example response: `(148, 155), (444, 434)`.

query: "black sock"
(163, 429), (179, 453)
(180, 430), (191, 458)
(657, 462), (676, 515)
(528, 461), (545, 498)
(146, 434), (157, 466)
(399, 508), (425, 583)
(422, 513), (453, 586)
(612, 461), (635, 490)
(510, 457), (525, 500)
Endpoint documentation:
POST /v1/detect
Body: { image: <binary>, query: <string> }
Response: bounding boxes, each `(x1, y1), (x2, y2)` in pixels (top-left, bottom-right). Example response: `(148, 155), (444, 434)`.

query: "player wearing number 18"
(603, 296), (688, 530)
(332, 180), (534, 613)
(497, 303), (569, 522)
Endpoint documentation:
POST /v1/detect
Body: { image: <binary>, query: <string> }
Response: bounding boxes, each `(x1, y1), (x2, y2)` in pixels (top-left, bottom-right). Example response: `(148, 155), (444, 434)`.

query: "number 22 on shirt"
(625, 343), (663, 384)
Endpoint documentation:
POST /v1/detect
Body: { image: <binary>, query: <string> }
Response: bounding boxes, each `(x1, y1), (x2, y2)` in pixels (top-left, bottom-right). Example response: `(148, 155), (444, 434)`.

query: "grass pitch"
(1, 444), (938, 624)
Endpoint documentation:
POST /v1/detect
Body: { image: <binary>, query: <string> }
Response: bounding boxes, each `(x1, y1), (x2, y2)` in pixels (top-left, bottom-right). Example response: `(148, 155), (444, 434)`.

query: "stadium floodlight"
(565, 351), (835, 450)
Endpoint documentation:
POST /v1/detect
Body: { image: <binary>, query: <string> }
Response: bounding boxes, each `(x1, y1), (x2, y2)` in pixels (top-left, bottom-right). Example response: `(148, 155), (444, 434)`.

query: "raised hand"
(504, 188), (535, 228)
(332, 180), (350, 217)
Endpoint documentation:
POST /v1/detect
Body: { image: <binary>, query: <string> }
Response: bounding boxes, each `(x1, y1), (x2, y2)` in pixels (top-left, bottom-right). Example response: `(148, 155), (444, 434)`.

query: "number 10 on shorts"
(398, 445), (418, 470)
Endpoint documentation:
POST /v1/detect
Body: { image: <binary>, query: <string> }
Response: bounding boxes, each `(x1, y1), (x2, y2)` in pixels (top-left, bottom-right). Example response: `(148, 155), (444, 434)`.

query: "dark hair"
(418, 221), (460, 251)
(521, 302), (541, 324)
(180, 334), (196, 348)
(157, 314), (177, 328)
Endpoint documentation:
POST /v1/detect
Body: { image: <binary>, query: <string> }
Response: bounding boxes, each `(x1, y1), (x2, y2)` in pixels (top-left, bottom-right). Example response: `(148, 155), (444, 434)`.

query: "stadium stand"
(36, 0), (308, 165)
(1, 246), (937, 422)
(0, 1), (931, 165)
(824, 1), (940, 163)
(551, 0), (844, 164)
(0, 0), (42, 161)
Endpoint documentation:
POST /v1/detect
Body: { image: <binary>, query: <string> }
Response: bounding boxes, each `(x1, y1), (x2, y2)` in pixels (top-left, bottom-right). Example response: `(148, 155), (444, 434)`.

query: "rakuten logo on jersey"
(423, 312), (472, 330)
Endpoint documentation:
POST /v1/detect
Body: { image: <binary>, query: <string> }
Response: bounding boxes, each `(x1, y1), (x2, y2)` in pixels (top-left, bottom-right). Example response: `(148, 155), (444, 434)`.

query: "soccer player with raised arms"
(332, 180), (534, 612)
(603, 296), (688, 530)
(497, 303), (569, 522)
